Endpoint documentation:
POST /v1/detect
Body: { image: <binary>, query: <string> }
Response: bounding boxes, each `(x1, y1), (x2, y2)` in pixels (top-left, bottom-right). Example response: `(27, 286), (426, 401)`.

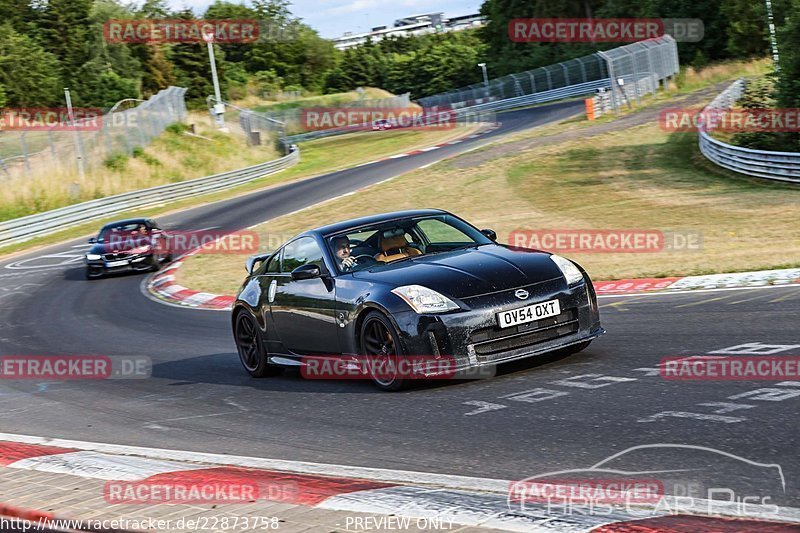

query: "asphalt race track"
(1, 100), (798, 508)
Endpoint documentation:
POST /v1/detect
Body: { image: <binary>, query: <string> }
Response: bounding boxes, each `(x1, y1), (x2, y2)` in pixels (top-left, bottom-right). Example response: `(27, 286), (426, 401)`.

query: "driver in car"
(333, 236), (357, 271)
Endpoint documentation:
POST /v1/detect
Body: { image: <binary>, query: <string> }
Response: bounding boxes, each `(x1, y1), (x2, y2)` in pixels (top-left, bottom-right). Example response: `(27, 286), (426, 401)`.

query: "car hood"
(352, 244), (566, 299)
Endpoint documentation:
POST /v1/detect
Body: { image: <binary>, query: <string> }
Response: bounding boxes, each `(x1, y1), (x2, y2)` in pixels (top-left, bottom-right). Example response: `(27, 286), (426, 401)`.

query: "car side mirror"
(481, 228), (497, 242)
(291, 264), (321, 280)
(88, 238), (97, 244)
(245, 253), (270, 274)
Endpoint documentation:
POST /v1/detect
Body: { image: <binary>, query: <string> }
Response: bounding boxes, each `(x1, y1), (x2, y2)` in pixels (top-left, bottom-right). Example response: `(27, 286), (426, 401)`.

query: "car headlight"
(391, 285), (460, 313)
(550, 254), (584, 285)
(85, 253), (102, 261)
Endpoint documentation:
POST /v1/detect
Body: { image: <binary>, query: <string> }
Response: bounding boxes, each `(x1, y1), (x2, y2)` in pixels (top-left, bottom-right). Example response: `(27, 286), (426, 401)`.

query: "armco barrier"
(285, 111), (497, 145)
(0, 150), (300, 248)
(699, 80), (800, 184)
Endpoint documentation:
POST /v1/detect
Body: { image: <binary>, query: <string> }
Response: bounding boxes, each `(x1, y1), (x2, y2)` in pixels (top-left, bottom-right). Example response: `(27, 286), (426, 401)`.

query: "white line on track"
(597, 283), (800, 299)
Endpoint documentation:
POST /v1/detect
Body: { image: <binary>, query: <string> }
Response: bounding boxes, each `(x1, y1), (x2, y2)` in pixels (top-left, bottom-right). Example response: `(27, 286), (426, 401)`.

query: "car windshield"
(326, 214), (492, 273)
(97, 222), (148, 243)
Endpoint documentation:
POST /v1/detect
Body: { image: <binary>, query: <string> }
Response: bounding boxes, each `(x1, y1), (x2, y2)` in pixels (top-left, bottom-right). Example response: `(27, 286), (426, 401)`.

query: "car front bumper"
(85, 254), (153, 273)
(391, 276), (603, 375)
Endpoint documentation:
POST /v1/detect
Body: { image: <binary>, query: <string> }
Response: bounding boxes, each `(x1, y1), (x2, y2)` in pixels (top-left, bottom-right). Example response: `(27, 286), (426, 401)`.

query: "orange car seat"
(375, 234), (422, 262)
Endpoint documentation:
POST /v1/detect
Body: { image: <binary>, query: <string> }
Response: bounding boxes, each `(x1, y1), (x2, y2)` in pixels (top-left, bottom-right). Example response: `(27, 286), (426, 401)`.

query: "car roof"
(100, 218), (150, 229)
(305, 209), (449, 237)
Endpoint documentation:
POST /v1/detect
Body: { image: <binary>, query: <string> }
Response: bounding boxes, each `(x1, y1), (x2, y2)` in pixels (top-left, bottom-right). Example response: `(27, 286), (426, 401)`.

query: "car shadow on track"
(149, 349), (581, 395)
(62, 265), (152, 282)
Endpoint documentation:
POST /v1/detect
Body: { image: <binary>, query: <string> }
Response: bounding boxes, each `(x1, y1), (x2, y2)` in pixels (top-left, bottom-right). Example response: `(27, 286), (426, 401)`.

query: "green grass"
(249, 88), (398, 113)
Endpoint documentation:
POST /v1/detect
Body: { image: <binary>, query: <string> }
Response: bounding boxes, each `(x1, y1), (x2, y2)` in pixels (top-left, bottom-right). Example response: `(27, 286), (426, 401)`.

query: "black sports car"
(84, 218), (172, 279)
(232, 209), (604, 390)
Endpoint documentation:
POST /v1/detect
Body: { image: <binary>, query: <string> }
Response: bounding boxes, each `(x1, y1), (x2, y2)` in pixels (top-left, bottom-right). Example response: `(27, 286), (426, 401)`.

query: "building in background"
(332, 12), (484, 50)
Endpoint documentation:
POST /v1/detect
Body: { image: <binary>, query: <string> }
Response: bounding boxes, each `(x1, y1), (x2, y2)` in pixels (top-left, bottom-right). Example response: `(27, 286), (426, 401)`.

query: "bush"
(165, 123), (189, 135)
(103, 154), (128, 171)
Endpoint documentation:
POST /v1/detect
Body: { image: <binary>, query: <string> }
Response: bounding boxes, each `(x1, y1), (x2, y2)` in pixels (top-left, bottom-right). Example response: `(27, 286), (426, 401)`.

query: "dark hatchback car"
(84, 218), (172, 279)
(232, 209), (604, 390)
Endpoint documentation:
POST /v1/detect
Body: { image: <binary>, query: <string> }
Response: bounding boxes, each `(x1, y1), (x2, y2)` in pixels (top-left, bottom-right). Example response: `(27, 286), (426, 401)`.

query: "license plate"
(105, 260), (129, 267)
(497, 299), (561, 328)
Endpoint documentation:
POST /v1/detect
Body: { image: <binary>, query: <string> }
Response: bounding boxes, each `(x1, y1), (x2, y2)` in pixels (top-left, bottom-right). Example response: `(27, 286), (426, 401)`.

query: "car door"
(269, 237), (340, 355)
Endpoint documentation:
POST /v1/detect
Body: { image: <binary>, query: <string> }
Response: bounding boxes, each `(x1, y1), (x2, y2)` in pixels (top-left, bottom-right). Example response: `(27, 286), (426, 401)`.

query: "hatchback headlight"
(550, 254), (584, 285)
(391, 285), (460, 313)
(86, 253), (102, 261)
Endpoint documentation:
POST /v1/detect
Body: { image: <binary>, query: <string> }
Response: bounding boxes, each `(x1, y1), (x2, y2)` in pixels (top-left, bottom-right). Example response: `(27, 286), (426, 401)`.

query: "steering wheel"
(353, 254), (378, 265)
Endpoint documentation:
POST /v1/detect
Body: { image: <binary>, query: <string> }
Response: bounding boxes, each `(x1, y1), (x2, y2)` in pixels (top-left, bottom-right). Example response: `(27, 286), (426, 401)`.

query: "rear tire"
(360, 311), (407, 391)
(234, 312), (283, 377)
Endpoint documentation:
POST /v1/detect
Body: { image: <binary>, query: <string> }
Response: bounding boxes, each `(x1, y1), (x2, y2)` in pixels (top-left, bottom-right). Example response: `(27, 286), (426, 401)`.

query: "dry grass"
(179, 113), (799, 296)
(1, 112), (277, 221)
(497, 58), (772, 146)
(240, 88), (401, 113)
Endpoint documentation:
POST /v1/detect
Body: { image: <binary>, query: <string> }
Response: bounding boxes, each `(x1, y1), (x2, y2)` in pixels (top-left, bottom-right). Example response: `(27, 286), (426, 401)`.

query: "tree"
(776, 0), (800, 110)
(0, 25), (61, 106)
(170, 9), (227, 106)
(37, 0), (96, 87)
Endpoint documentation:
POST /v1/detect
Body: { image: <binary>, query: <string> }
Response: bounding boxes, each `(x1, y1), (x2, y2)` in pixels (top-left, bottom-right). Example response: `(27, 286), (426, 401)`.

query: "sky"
(165, 0), (483, 38)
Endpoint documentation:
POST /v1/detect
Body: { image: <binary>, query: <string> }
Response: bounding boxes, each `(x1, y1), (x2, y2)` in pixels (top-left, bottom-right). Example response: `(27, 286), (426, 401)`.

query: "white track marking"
(7, 451), (206, 481)
(0, 432), (510, 494)
(710, 342), (800, 355)
(598, 283), (800, 299)
(462, 401), (507, 416)
(500, 388), (569, 404)
(637, 411), (747, 424)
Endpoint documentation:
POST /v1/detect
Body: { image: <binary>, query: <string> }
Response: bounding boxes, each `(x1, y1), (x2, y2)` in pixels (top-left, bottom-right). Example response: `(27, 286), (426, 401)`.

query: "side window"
(282, 237), (326, 273)
(266, 250), (282, 273)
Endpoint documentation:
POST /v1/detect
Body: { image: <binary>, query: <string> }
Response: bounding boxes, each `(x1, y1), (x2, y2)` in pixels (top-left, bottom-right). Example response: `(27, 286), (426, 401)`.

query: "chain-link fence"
(417, 36), (679, 113)
(418, 55), (608, 111)
(598, 35), (679, 111)
(216, 93), (414, 153)
(0, 86), (188, 180)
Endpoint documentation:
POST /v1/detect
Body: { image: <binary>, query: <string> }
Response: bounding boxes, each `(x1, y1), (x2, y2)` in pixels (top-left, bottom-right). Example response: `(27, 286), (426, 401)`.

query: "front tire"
(85, 267), (103, 280)
(360, 311), (407, 391)
(234, 312), (283, 377)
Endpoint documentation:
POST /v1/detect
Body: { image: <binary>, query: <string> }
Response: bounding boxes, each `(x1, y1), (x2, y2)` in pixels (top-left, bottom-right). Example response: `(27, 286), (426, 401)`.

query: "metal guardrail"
(699, 80), (800, 184)
(285, 110), (498, 145)
(0, 150), (300, 247)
